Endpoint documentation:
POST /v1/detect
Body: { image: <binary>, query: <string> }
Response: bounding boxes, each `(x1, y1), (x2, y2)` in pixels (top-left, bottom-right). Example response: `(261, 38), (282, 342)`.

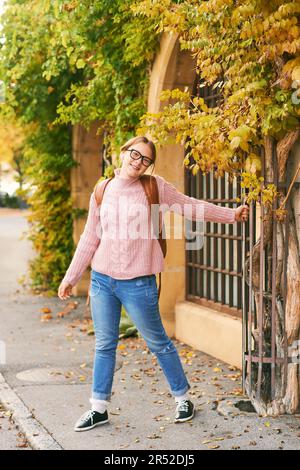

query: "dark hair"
(120, 136), (156, 166)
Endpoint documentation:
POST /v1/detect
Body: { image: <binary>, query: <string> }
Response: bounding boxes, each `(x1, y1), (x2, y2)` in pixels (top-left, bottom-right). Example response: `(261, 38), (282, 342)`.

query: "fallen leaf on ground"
(57, 301), (78, 318)
(41, 313), (53, 321)
(16, 440), (29, 448)
(64, 371), (74, 378)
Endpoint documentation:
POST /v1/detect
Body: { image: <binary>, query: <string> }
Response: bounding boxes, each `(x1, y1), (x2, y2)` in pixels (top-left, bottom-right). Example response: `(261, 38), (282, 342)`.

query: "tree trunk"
(245, 134), (300, 416)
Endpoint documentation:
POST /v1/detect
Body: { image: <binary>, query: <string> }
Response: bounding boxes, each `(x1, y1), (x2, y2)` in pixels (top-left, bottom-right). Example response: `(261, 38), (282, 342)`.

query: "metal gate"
(241, 147), (293, 400)
(185, 170), (254, 317)
(185, 74), (297, 406)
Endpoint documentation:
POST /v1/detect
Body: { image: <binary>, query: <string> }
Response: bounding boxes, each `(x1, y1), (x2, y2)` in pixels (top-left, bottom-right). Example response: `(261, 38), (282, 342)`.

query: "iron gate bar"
(199, 170), (204, 298)
(221, 176), (226, 305)
(206, 173), (211, 300)
(186, 262), (243, 277)
(237, 177), (243, 309)
(192, 231), (248, 241)
(213, 175), (218, 304)
(244, 356), (294, 364)
(191, 173), (197, 298)
(187, 296), (243, 317)
(205, 198), (241, 202)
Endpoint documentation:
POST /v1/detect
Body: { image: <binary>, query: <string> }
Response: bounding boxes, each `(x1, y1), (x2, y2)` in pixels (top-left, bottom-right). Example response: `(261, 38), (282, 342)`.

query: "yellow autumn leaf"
(245, 153), (262, 175)
(230, 136), (241, 150)
(292, 66), (300, 81)
(186, 352), (195, 358)
(76, 58), (86, 69)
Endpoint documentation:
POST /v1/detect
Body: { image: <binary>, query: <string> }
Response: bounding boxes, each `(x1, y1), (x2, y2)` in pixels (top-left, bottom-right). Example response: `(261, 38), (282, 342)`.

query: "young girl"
(58, 136), (249, 432)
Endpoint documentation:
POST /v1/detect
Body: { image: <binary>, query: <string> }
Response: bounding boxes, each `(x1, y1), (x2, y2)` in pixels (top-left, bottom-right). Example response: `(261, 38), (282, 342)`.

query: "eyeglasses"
(128, 148), (153, 167)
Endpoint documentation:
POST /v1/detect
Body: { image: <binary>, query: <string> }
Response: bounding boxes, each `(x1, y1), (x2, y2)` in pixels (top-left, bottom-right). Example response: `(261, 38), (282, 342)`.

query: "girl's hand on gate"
(235, 204), (249, 222)
(58, 281), (73, 300)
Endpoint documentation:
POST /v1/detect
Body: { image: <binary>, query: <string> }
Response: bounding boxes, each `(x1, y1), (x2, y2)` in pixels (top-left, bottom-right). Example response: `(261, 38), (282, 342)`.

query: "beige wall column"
(71, 122), (103, 295)
(147, 34), (196, 336)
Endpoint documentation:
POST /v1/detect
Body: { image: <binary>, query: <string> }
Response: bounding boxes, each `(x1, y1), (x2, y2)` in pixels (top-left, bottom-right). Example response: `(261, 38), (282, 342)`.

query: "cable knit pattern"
(62, 168), (237, 286)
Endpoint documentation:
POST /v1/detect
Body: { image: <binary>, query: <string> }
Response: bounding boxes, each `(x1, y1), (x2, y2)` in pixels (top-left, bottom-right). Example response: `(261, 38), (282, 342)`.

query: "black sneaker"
(174, 399), (195, 423)
(74, 409), (109, 432)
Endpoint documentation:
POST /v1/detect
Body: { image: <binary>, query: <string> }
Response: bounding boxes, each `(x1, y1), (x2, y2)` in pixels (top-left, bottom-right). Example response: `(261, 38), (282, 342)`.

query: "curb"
(0, 373), (63, 450)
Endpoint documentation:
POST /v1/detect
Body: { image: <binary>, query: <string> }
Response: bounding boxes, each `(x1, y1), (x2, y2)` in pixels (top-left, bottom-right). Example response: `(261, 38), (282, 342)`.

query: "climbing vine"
(0, 0), (160, 293)
(135, 0), (300, 207)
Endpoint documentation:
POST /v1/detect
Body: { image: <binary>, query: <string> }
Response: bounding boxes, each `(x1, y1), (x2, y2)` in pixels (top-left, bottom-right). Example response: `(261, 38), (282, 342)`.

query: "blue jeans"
(89, 270), (191, 401)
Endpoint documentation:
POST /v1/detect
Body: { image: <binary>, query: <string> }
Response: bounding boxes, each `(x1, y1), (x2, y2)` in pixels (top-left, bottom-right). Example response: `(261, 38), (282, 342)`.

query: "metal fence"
(186, 74), (297, 405)
(241, 148), (292, 400)
(185, 170), (255, 317)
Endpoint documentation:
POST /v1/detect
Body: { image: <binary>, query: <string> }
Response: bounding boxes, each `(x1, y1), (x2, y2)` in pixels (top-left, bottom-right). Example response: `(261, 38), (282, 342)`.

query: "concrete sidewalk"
(1, 292), (300, 450)
(0, 210), (300, 450)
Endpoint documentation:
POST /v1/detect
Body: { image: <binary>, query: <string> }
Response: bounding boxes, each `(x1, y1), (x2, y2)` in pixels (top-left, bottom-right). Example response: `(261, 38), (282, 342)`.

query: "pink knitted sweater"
(62, 168), (237, 286)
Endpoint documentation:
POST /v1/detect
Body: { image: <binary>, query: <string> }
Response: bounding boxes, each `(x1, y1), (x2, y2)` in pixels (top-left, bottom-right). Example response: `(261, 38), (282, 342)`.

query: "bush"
(0, 192), (28, 209)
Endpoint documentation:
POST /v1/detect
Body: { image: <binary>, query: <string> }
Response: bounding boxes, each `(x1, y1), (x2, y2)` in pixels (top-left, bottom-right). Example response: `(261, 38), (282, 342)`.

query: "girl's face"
(120, 142), (154, 179)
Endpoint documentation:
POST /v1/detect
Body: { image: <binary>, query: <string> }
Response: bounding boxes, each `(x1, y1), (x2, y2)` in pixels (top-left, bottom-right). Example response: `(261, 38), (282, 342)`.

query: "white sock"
(175, 393), (188, 403)
(89, 397), (109, 414)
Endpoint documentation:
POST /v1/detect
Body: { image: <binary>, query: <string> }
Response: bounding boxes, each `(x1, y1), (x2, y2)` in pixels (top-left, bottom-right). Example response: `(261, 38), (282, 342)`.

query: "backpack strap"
(140, 175), (166, 300)
(140, 175), (167, 257)
(95, 177), (114, 206)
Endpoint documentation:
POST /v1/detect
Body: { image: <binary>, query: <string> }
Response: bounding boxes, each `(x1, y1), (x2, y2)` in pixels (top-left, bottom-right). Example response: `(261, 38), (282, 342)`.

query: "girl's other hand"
(235, 205), (249, 222)
(58, 281), (73, 300)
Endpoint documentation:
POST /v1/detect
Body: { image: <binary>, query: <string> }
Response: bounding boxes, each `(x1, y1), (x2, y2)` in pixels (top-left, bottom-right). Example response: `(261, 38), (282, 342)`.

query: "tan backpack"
(86, 174), (167, 305)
